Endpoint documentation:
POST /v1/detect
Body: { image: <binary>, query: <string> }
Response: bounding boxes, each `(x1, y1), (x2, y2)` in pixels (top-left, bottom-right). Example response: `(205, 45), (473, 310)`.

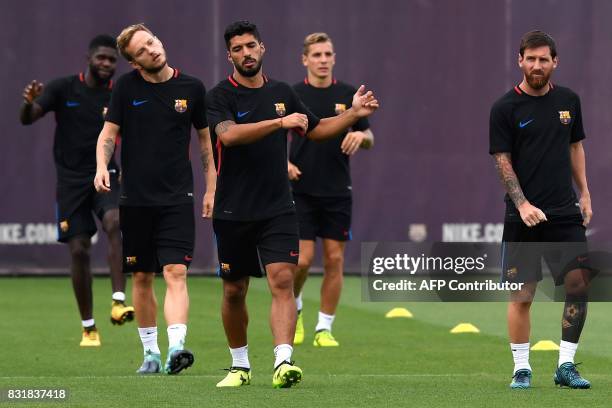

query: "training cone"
(450, 323), (480, 333)
(531, 340), (560, 351)
(385, 308), (413, 318)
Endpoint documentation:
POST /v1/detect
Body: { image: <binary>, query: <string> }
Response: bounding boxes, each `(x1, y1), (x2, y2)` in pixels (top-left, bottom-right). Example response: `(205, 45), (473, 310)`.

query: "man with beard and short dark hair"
(207, 20), (379, 388)
(19, 34), (134, 348)
(95, 23), (216, 375)
(489, 30), (593, 389)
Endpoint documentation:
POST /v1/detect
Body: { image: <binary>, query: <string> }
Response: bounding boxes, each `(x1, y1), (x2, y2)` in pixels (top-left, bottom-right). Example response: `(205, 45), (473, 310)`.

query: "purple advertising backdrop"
(1, 0), (611, 274)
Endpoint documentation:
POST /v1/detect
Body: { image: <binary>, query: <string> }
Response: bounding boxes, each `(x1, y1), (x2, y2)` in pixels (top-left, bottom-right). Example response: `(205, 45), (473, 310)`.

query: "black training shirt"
(35, 73), (118, 185)
(106, 69), (207, 206)
(489, 84), (585, 220)
(206, 76), (320, 221)
(290, 79), (370, 197)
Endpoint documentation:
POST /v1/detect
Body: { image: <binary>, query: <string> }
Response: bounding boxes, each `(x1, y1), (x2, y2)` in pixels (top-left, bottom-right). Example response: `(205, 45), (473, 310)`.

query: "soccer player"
(94, 24), (216, 374)
(489, 31), (593, 389)
(207, 21), (378, 388)
(19, 35), (134, 347)
(288, 33), (374, 347)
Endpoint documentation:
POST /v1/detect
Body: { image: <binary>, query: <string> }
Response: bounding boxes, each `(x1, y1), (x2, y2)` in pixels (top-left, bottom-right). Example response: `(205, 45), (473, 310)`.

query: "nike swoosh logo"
(66, 101), (80, 107)
(519, 119), (534, 128)
(237, 111), (250, 118)
(132, 99), (148, 106)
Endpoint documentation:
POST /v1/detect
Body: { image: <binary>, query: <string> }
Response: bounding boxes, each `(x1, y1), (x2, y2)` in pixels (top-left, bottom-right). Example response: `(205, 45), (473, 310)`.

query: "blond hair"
(303, 32), (333, 55)
(116, 23), (153, 61)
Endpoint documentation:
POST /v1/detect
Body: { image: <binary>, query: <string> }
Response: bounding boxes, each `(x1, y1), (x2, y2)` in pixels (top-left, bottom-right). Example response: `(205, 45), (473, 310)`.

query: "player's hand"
(202, 190), (215, 218)
(94, 169), (111, 193)
(579, 193), (593, 226)
(518, 201), (547, 227)
(23, 80), (44, 104)
(281, 113), (308, 133)
(341, 131), (366, 155)
(351, 85), (379, 118)
(288, 161), (302, 180)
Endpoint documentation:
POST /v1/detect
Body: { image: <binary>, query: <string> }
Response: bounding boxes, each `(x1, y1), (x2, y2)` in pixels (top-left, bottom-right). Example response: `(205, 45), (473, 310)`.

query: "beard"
(89, 65), (114, 82)
(526, 69), (551, 90)
(234, 57), (263, 77)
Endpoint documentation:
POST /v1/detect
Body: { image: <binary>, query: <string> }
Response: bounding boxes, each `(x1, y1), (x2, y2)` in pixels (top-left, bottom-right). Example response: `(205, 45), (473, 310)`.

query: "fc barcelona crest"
(275, 103), (286, 116)
(559, 111), (571, 125)
(334, 103), (346, 115)
(175, 99), (188, 113)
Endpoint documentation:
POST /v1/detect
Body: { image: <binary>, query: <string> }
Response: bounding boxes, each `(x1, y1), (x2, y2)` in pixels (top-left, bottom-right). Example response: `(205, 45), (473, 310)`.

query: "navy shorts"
(120, 204), (194, 273)
(213, 212), (299, 281)
(56, 171), (120, 243)
(294, 193), (352, 241)
(501, 215), (589, 286)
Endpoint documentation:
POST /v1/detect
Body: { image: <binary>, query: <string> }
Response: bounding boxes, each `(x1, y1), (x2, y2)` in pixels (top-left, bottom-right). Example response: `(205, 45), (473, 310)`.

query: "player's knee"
(102, 211), (120, 235)
(163, 264), (187, 283)
(69, 237), (91, 261)
(133, 272), (154, 288)
(297, 257), (312, 271)
(269, 268), (294, 294)
(564, 270), (590, 296)
(510, 300), (532, 312)
(223, 282), (247, 303)
(323, 250), (344, 269)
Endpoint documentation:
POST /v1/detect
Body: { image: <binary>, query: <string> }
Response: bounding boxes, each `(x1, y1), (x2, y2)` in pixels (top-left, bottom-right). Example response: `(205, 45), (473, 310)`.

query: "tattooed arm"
(197, 127), (216, 218)
(215, 112), (311, 147)
(94, 121), (120, 193)
(493, 152), (547, 227)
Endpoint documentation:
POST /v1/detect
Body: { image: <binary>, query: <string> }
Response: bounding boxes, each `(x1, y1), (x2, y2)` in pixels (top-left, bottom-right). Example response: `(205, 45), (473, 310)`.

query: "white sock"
(510, 342), (531, 373)
(315, 311), (335, 332)
(167, 324), (187, 349)
(82, 319), (95, 328)
(295, 293), (303, 312)
(138, 327), (160, 355)
(558, 340), (578, 367)
(112, 292), (126, 302)
(273, 344), (293, 368)
(230, 345), (250, 369)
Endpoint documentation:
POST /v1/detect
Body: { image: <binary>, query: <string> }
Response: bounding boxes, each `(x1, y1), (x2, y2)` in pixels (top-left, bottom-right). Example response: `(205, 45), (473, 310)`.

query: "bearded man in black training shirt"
(19, 35), (134, 348)
(490, 30), (593, 390)
(94, 24), (216, 376)
(206, 21), (379, 389)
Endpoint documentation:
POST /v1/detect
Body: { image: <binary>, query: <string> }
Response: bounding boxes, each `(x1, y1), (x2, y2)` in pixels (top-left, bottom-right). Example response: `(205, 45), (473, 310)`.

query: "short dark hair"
(88, 34), (117, 54)
(519, 30), (557, 59)
(224, 20), (261, 49)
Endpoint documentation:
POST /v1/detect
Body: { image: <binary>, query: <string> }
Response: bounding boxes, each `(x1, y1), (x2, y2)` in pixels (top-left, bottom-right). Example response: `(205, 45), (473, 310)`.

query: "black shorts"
(55, 171), (120, 243)
(120, 204), (195, 273)
(294, 193), (352, 241)
(501, 215), (589, 286)
(213, 212), (299, 281)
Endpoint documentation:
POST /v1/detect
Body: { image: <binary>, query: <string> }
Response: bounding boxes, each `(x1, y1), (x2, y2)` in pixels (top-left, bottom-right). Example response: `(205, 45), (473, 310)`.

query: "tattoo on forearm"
(215, 120), (235, 135)
(494, 153), (526, 207)
(102, 137), (115, 163)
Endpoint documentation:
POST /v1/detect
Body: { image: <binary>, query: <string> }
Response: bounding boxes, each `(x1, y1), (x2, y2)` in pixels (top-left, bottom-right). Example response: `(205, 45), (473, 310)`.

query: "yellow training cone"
(531, 340), (560, 351)
(450, 323), (480, 333)
(385, 308), (413, 318)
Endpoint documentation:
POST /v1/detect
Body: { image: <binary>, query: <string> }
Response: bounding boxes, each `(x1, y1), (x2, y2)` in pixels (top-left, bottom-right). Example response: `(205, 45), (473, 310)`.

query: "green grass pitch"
(0, 276), (611, 407)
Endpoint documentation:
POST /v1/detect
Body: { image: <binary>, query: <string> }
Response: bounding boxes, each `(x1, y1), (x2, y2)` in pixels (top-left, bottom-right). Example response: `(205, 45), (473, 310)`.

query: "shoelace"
(222, 367), (250, 373)
(563, 363), (583, 381)
(512, 370), (530, 381)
